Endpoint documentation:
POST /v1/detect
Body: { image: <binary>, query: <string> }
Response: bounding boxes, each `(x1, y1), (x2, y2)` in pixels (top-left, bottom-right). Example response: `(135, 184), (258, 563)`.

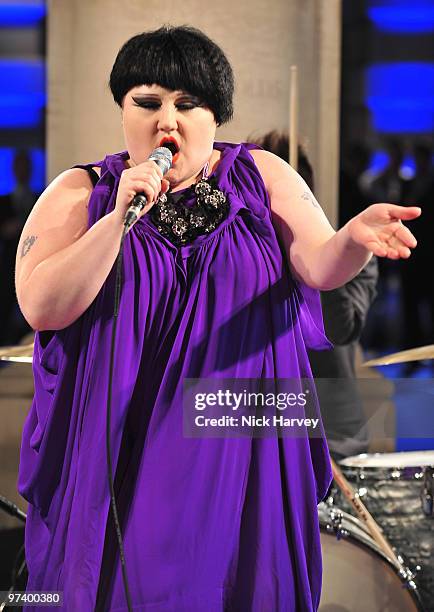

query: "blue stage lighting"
(0, 1), (46, 27)
(0, 59), (46, 128)
(366, 63), (434, 133)
(369, 151), (416, 178)
(369, 150), (389, 174)
(368, 1), (434, 35)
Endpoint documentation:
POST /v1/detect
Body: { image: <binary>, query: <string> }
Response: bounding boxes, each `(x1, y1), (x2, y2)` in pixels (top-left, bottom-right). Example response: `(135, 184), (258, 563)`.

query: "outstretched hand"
(347, 204), (421, 259)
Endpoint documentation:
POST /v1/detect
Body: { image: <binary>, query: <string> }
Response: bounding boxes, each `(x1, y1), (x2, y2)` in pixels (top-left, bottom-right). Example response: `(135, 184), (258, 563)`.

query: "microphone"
(123, 146), (173, 229)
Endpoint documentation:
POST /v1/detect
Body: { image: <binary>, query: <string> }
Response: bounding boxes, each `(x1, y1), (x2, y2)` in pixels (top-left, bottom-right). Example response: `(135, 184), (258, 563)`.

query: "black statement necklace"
(148, 175), (229, 246)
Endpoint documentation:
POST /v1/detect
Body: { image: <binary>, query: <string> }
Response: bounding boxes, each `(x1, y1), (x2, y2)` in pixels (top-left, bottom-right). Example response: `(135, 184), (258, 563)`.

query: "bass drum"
(338, 450), (434, 608)
(318, 503), (422, 611)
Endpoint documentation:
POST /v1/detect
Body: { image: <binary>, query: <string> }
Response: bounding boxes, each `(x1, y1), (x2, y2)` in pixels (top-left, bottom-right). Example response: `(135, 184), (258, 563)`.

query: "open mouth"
(159, 137), (180, 162)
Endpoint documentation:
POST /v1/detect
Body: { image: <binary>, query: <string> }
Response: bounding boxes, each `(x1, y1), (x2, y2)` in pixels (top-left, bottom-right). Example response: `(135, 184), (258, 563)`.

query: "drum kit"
(0, 342), (433, 610)
(319, 345), (434, 611)
(320, 452), (433, 611)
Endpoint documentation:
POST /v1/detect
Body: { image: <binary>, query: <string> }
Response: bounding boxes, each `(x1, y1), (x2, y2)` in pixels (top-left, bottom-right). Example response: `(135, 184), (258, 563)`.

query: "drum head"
(339, 450), (434, 469)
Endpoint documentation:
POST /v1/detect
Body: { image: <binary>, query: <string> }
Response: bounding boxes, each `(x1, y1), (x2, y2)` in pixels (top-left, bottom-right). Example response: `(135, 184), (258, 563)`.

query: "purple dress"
(18, 142), (332, 611)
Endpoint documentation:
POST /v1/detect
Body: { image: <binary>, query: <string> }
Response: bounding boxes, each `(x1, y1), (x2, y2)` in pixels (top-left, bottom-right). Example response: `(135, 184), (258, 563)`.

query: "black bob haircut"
(109, 25), (234, 125)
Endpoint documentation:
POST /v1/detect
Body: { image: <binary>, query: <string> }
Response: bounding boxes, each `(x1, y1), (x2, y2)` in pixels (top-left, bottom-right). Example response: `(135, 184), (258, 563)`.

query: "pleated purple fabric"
(18, 142), (332, 611)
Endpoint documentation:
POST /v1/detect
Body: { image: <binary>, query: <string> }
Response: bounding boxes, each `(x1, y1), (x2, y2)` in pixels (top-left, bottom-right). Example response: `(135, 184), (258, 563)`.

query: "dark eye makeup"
(132, 95), (204, 111)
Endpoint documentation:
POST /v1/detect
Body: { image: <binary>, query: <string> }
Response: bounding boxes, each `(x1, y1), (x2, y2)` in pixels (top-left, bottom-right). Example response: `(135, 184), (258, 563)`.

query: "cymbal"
(363, 344), (434, 367)
(0, 343), (34, 363)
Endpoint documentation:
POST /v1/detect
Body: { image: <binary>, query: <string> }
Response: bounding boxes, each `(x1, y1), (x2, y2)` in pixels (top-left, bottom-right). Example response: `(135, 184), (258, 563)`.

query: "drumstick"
(331, 457), (403, 570)
(289, 65), (298, 171)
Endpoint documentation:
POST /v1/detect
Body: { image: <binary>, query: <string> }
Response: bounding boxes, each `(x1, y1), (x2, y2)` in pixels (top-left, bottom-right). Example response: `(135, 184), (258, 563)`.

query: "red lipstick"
(159, 137), (180, 163)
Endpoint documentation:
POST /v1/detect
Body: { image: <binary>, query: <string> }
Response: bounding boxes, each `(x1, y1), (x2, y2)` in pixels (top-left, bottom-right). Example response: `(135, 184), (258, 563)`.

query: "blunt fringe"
(109, 25), (234, 125)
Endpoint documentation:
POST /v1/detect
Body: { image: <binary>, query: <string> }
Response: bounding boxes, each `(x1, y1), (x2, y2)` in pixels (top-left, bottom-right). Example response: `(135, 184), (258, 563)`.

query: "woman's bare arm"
(16, 156), (169, 331)
(15, 168), (125, 331)
(250, 149), (419, 290)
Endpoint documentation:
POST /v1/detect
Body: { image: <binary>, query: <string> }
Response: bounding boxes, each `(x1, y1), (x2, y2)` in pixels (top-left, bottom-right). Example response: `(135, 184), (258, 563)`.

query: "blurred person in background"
(250, 131), (378, 460)
(368, 139), (409, 204)
(339, 141), (371, 227)
(400, 143), (434, 360)
(0, 150), (36, 345)
(360, 140), (414, 351)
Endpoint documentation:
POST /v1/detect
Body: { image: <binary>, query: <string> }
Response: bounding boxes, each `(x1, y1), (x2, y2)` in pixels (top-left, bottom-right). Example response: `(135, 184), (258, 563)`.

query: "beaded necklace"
(148, 162), (229, 246)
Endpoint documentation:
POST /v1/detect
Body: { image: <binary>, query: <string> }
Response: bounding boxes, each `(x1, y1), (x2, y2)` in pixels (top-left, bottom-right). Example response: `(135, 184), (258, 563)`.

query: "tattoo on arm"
(21, 235), (38, 258)
(301, 191), (320, 208)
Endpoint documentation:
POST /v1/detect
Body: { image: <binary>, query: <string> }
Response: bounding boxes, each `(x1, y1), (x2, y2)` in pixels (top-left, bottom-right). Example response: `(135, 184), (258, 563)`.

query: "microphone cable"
(105, 147), (172, 612)
(106, 225), (133, 612)
(0, 496), (27, 612)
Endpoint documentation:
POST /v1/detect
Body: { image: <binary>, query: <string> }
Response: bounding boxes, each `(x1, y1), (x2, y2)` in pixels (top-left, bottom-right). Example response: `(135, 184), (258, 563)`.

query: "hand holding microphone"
(115, 147), (173, 230)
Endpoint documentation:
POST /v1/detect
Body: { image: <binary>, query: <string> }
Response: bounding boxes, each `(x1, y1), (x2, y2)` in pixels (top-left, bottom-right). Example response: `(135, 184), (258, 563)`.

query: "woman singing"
(16, 25), (420, 611)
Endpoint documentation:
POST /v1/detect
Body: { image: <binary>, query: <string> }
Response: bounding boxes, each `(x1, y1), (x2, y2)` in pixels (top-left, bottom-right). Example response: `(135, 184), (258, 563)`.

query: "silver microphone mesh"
(149, 147), (173, 174)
